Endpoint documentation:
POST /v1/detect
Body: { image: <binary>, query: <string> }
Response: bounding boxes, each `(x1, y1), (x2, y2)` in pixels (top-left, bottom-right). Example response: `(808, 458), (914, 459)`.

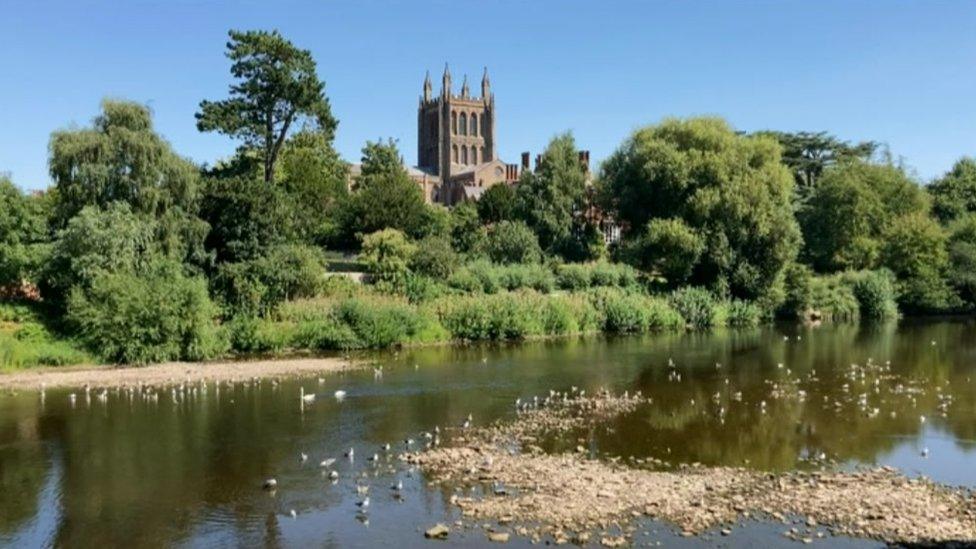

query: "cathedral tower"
(417, 65), (496, 181)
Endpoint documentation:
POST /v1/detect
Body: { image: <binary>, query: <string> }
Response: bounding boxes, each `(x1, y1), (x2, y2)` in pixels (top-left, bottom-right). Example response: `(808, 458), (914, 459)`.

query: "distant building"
(417, 65), (519, 205)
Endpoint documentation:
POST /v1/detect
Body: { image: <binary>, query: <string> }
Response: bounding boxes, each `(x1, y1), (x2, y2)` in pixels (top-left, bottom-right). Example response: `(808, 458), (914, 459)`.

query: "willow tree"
(197, 29), (336, 184)
(48, 100), (208, 267)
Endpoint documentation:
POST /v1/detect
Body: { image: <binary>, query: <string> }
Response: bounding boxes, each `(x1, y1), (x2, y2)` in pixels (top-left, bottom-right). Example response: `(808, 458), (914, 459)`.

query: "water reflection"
(1, 319), (975, 546)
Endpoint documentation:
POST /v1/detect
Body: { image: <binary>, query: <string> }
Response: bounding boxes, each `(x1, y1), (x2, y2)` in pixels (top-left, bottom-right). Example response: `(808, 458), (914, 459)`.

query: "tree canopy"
(196, 30), (337, 184)
(515, 133), (587, 254)
(599, 117), (800, 299)
(928, 157), (976, 224)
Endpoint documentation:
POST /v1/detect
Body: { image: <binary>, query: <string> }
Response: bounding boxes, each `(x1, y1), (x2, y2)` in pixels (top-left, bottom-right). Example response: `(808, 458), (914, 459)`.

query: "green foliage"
(67, 261), (226, 364)
(41, 203), (158, 307)
(484, 220), (542, 264)
(590, 289), (683, 333)
(726, 300), (762, 327)
(515, 133), (587, 254)
(447, 261), (553, 294)
(338, 140), (432, 241)
(410, 235), (458, 279)
(333, 297), (419, 348)
(556, 263), (591, 291)
(201, 175), (295, 263)
(881, 213), (957, 313)
(211, 244), (327, 316)
(621, 218), (703, 286)
(225, 316), (295, 353)
(669, 287), (722, 329)
(278, 129), (349, 243)
(947, 214), (976, 308)
(0, 302), (91, 370)
(196, 29), (336, 183)
(477, 183), (518, 223)
(449, 201), (486, 256)
(844, 270), (899, 321)
(929, 157), (976, 224)
(361, 229), (416, 286)
(0, 177), (49, 287)
(757, 130), (877, 192)
(800, 160), (929, 271)
(556, 262), (641, 291)
(48, 99), (208, 266)
(599, 117), (800, 299)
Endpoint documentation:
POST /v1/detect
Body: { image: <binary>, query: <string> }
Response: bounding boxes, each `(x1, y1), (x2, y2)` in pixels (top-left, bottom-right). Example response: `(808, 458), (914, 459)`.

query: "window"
(461, 145), (468, 164)
(451, 111), (457, 134)
(480, 113), (486, 135)
(481, 146), (486, 162)
(452, 145), (458, 163)
(471, 147), (477, 164)
(459, 113), (467, 135)
(470, 113), (478, 136)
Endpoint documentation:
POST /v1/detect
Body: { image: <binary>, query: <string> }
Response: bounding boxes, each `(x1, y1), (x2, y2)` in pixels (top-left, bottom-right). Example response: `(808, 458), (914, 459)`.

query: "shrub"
(591, 262), (640, 289)
(845, 270), (899, 321)
(669, 287), (721, 329)
(600, 291), (650, 332)
(446, 267), (483, 293)
(67, 261), (226, 364)
(557, 264), (591, 291)
(496, 263), (555, 293)
(212, 244), (327, 316)
(334, 297), (419, 348)
(225, 316), (294, 353)
(289, 318), (362, 350)
(809, 275), (860, 322)
(484, 221), (542, 264)
(726, 300), (762, 327)
(361, 229), (416, 286)
(410, 235), (458, 278)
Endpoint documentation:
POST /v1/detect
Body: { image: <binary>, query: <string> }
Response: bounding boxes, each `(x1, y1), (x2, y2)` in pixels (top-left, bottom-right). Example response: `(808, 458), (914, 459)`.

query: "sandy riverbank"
(0, 356), (355, 391)
(405, 390), (976, 545)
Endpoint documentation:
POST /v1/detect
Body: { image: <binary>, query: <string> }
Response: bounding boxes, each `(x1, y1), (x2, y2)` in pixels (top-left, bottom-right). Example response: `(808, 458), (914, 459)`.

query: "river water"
(1, 319), (975, 547)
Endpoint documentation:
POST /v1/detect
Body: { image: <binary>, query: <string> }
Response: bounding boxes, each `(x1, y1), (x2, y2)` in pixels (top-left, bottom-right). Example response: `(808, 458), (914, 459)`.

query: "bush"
(1, 332), (91, 370)
(845, 270), (899, 321)
(361, 229), (416, 286)
(588, 289), (682, 333)
(669, 287), (721, 329)
(484, 221), (542, 264)
(496, 263), (555, 293)
(212, 244), (327, 316)
(225, 316), (294, 353)
(556, 264), (591, 291)
(809, 275), (860, 322)
(726, 300), (762, 327)
(67, 261), (226, 364)
(290, 318), (362, 350)
(334, 297), (419, 348)
(410, 235), (458, 278)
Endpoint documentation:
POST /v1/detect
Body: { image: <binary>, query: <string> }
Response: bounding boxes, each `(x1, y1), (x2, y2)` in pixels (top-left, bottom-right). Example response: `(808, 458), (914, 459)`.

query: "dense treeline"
(2, 29), (976, 367)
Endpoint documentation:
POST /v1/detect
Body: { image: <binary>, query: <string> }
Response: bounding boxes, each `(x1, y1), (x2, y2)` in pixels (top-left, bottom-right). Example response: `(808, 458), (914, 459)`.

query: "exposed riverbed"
(2, 319), (975, 547)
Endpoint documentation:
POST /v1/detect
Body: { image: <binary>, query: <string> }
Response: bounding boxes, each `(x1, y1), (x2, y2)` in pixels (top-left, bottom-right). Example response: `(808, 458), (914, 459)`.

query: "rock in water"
(487, 532), (510, 543)
(425, 524), (449, 539)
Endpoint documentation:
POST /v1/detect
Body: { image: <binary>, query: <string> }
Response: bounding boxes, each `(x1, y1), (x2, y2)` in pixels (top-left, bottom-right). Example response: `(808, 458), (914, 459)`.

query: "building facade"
(417, 65), (515, 204)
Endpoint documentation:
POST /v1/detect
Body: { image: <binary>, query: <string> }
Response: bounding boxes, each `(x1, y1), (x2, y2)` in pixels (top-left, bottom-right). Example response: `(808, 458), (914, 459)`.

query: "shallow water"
(1, 319), (975, 547)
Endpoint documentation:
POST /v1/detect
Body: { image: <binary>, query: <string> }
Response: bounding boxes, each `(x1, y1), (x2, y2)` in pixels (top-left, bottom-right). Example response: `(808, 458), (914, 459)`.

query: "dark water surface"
(2, 320), (976, 547)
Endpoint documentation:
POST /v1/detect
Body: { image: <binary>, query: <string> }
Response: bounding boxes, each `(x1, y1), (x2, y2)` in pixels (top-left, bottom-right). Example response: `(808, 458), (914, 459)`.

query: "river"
(1, 319), (975, 547)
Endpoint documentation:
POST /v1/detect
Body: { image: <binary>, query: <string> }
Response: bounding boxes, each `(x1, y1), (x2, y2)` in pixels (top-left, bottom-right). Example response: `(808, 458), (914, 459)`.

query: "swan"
(334, 390), (347, 400)
(300, 387), (316, 403)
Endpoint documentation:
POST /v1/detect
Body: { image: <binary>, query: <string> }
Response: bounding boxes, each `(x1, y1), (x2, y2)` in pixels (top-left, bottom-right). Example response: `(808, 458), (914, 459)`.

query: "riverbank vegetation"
(2, 29), (975, 368)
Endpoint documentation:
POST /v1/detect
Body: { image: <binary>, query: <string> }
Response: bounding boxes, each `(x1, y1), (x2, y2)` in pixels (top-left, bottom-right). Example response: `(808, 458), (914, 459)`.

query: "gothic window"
(461, 145), (468, 164)
(470, 113), (478, 136)
(452, 145), (458, 163)
(471, 147), (477, 164)
(459, 113), (467, 135)
(480, 113), (486, 135)
(480, 146), (486, 162)
(451, 111), (457, 134)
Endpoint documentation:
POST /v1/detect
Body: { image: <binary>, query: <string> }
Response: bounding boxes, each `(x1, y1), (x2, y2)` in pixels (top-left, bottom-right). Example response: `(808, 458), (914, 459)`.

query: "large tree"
(48, 99), (208, 266)
(197, 30), (336, 184)
(515, 133), (587, 254)
(800, 160), (929, 272)
(0, 177), (49, 288)
(928, 157), (976, 224)
(599, 117), (800, 300)
(278, 129), (348, 243)
(758, 130), (877, 191)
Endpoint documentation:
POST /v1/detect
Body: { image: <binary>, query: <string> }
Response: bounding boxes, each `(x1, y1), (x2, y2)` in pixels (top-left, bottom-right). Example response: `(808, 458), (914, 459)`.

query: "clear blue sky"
(2, 1), (975, 191)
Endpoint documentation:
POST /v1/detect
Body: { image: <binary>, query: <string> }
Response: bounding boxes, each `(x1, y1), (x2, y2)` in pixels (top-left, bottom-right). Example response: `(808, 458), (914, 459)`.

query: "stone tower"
(417, 65), (496, 180)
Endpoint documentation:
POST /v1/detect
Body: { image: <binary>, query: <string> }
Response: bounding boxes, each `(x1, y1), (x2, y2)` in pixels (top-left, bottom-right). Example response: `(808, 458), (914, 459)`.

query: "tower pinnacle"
(481, 67), (491, 98)
(423, 70), (432, 101)
(441, 63), (451, 97)
(460, 74), (470, 98)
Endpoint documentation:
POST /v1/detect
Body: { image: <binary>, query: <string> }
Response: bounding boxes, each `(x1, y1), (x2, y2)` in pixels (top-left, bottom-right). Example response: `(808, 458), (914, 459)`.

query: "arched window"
(470, 113), (478, 136)
(461, 145), (468, 164)
(451, 112), (457, 134)
(471, 147), (477, 164)
(452, 145), (458, 163)
(459, 113), (467, 135)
